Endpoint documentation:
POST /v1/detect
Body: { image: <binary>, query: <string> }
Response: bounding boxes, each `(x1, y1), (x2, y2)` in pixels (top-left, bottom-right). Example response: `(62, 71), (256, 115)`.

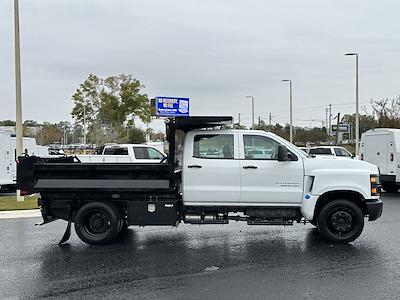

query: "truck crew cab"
(17, 117), (382, 245)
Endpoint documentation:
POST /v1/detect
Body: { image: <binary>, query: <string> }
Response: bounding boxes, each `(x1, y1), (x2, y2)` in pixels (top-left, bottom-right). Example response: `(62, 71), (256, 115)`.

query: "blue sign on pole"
(156, 96), (190, 117)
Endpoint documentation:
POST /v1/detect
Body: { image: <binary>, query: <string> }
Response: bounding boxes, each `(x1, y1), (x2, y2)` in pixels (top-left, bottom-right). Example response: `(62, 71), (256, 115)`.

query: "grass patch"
(0, 195), (39, 211)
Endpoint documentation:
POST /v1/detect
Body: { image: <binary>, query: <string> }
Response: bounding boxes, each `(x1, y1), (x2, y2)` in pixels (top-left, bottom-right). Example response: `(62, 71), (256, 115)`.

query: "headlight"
(370, 175), (381, 196)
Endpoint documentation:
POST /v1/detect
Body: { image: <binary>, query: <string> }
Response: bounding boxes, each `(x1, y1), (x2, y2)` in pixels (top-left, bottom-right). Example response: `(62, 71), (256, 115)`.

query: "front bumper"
(365, 198), (383, 221)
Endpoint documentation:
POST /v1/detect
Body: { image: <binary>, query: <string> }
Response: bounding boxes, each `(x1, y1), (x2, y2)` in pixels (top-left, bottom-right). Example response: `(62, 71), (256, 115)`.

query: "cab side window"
(193, 134), (234, 159)
(244, 135), (279, 160)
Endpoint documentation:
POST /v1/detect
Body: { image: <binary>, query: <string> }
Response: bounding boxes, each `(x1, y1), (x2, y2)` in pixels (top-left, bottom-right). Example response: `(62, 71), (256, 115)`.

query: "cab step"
(247, 220), (294, 226)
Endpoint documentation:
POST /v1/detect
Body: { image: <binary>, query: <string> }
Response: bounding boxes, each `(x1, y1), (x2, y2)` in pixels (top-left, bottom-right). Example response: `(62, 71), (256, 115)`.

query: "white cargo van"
(360, 128), (400, 192)
(0, 131), (49, 191)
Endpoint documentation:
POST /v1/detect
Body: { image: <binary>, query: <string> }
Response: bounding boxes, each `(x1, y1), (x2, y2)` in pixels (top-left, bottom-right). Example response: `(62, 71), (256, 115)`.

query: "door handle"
(243, 165), (258, 169)
(188, 165), (202, 168)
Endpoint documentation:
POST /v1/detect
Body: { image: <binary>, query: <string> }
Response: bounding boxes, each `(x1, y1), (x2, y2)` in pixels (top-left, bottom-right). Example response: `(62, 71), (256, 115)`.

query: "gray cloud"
(1, 0), (400, 130)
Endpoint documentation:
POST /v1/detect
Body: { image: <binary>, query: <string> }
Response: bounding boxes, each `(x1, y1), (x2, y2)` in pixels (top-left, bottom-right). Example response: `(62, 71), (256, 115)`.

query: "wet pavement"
(1, 194), (399, 299)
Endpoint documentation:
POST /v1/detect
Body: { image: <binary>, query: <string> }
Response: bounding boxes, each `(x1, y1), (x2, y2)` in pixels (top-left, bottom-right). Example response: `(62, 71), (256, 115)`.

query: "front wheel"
(74, 202), (120, 245)
(317, 199), (364, 244)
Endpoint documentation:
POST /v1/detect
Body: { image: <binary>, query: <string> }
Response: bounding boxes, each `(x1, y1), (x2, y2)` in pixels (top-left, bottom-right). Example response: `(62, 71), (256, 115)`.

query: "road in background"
(1, 194), (399, 299)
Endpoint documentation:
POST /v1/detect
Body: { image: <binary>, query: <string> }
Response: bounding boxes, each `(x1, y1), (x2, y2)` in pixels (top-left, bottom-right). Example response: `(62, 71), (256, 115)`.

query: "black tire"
(74, 202), (120, 245)
(382, 183), (399, 193)
(308, 220), (317, 226)
(317, 199), (364, 244)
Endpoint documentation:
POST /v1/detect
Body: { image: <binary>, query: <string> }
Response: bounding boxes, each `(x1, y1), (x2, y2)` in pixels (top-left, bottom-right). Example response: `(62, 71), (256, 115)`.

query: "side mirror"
(278, 145), (289, 161)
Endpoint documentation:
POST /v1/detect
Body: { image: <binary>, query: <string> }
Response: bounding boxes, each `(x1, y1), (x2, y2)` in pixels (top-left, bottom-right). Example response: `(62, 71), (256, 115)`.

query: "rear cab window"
(104, 147), (129, 155)
(133, 147), (147, 159)
(309, 148), (333, 155)
(193, 134), (234, 159)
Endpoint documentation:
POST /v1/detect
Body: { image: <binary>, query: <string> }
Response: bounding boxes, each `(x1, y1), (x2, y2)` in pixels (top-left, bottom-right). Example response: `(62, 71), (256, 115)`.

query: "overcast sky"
(1, 0), (400, 131)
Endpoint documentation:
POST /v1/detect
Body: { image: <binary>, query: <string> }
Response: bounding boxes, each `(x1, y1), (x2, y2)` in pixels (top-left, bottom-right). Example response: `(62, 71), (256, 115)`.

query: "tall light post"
(83, 99), (87, 154)
(245, 96), (255, 129)
(14, 0), (23, 157)
(282, 79), (293, 143)
(345, 52), (359, 155)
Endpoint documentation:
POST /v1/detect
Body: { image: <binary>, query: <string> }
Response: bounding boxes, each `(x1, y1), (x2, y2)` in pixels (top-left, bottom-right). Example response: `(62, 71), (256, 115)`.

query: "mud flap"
(58, 220), (72, 246)
(58, 205), (74, 246)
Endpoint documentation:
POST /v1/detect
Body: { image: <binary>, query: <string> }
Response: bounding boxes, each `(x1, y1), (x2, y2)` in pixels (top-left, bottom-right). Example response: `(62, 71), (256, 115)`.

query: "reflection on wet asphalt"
(1, 195), (399, 299)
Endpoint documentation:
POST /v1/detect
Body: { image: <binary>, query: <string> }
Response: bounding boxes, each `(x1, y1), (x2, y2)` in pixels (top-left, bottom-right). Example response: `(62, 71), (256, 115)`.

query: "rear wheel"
(308, 220), (317, 226)
(317, 199), (364, 244)
(74, 202), (120, 245)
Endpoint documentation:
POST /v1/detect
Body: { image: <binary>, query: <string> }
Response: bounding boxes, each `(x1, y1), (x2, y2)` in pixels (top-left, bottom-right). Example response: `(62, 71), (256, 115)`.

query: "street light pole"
(282, 80), (293, 143)
(83, 99), (87, 154)
(245, 96), (255, 129)
(345, 52), (359, 155)
(14, 0), (23, 157)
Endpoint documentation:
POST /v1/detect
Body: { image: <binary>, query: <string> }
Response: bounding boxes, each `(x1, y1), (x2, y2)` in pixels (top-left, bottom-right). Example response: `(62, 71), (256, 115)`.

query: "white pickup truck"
(17, 117), (383, 245)
(77, 144), (166, 163)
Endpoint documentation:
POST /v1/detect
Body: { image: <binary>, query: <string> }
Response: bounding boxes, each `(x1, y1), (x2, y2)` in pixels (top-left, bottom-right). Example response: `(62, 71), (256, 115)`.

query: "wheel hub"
(88, 213), (110, 233)
(330, 211), (353, 233)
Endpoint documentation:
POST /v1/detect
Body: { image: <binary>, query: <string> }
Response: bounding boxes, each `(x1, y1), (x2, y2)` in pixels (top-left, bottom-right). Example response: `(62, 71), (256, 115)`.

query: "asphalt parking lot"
(1, 194), (399, 300)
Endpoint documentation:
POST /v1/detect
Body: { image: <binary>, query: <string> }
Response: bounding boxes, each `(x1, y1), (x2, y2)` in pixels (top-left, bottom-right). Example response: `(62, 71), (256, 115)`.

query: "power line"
(239, 100), (373, 117)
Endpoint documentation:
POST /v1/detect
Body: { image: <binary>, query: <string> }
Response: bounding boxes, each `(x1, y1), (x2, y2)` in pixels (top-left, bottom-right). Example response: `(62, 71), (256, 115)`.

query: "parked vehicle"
(360, 128), (400, 192)
(145, 141), (167, 153)
(77, 144), (166, 163)
(309, 146), (353, 158)
(17, 117), (382, 245)
(0, 131), (49, 191)
(299, 147), (309, 154)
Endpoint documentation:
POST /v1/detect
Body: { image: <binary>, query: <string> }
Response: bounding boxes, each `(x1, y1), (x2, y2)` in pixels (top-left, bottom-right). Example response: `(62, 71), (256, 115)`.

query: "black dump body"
(16, 116), (232, 225)
(17, 156), (172, 195)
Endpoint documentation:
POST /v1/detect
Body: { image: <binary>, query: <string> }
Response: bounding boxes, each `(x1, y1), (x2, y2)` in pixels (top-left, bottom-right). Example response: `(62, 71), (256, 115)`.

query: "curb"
(0, 209), (41, 219)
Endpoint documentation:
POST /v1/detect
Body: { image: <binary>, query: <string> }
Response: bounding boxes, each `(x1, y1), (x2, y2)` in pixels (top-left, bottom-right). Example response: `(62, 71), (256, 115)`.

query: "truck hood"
(303, 156), (379, 175)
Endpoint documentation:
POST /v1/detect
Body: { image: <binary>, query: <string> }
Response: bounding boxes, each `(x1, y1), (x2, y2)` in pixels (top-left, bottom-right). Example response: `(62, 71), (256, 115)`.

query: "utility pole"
(269, 113), (272, 128)
(238, 113), (241, 125)
(328, 104), (332, 136)
(14, 0), (23, 158)
(345, 52), (360, 155)
(325, 107), (328, 131)
(245, 96), (255, 129)
(282, 79), (293, 143)
(83, 99), (87, 154)
(258, 116), (261, 125)
(335, 112), (340, 145)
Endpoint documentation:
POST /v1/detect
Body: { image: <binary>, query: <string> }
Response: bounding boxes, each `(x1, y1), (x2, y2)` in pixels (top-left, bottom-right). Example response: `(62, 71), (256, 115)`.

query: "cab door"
(239, 134), (304, 205)
(183, 133), (240, 205)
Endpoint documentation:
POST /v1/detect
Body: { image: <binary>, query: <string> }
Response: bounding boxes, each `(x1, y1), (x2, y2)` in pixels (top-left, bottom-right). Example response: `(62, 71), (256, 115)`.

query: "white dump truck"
(17, 117), (382, 245)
